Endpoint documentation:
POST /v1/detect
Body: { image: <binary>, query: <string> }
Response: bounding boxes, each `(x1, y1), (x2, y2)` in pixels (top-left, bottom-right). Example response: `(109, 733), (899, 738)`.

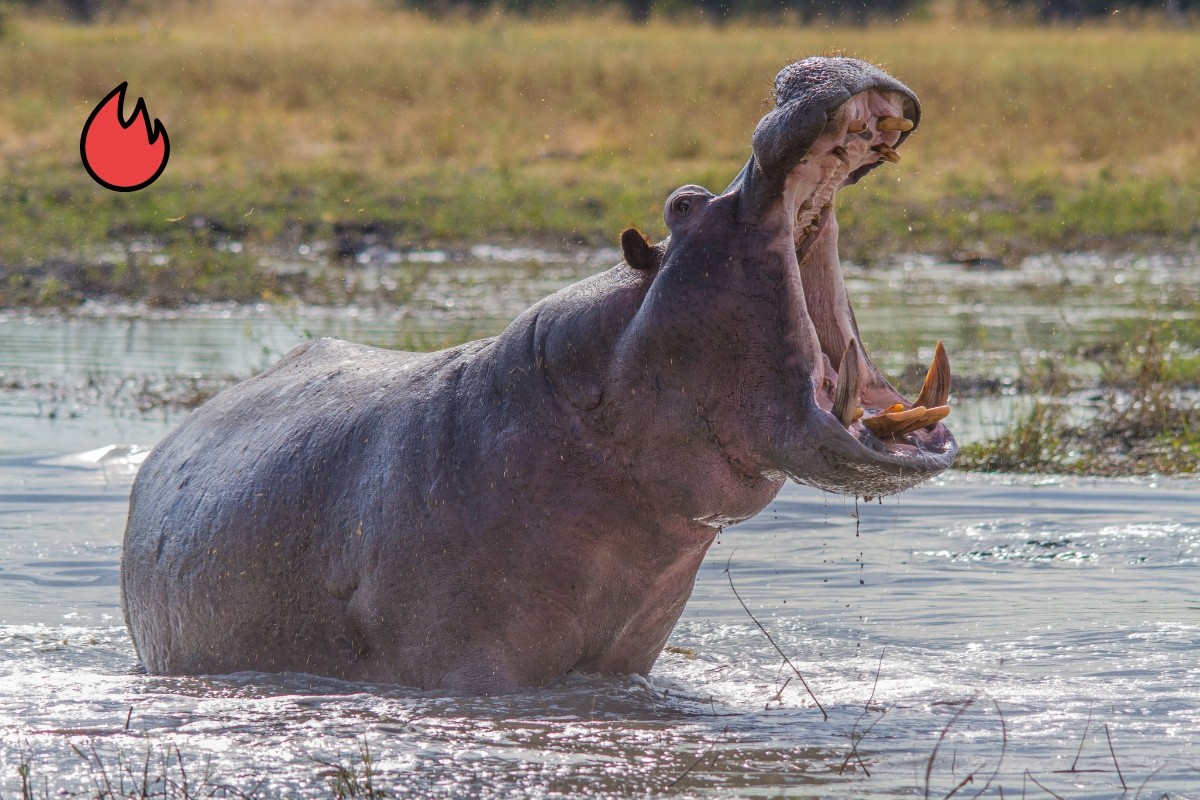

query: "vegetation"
(0, 1), (1195, 476)
(2, 1), (1200, 307)
(8, 738), (391, 799)
(12, 0), (1200, 24)
(957, 331), (1200, 475)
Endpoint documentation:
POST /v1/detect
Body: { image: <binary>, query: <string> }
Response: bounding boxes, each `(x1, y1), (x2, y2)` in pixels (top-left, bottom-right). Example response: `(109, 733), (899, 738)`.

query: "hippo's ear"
(620, 228), (661, 272)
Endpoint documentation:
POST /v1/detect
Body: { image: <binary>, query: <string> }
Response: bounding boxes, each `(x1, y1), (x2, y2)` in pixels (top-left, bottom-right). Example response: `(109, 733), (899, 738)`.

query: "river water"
(1, 251), (1198, 797)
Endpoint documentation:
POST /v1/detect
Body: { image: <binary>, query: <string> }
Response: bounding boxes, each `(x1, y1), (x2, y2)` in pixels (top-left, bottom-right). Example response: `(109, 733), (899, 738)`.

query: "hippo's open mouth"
(782, 88), (955, 473)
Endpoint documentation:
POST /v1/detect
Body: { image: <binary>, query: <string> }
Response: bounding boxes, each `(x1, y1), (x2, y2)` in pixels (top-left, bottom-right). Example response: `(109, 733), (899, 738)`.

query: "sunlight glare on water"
(1, 250), (1198, 797)
(0, 441), (1197, 797)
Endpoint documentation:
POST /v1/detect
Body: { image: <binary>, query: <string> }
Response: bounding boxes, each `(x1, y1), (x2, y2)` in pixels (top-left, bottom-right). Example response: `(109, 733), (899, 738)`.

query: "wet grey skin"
(121, 56), (957, 692)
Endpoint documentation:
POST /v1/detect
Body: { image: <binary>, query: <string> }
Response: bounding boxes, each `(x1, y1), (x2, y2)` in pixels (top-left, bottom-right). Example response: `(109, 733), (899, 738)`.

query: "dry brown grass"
(0, 1), (1197, 280)
(4, 3), (1198, 185)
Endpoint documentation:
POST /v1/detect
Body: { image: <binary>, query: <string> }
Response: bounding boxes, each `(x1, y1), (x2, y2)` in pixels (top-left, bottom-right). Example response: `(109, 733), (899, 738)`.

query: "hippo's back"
(121, 336), (491, 678)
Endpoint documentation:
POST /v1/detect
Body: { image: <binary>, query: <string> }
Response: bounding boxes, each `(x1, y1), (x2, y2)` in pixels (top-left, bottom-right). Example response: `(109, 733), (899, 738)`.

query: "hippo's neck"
(474, 264), (786, 537)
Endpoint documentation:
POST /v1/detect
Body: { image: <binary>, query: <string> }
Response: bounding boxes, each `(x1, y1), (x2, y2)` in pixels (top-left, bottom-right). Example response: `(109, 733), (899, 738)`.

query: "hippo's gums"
(121, 56), (956, 692)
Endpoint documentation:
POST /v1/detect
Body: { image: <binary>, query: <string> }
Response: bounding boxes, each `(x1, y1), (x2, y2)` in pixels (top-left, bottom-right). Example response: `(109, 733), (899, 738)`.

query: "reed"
(957, 330), (1200, 475)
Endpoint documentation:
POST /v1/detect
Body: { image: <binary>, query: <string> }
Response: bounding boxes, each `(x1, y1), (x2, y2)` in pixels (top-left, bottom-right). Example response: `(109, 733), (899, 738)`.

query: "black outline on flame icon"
(80, 82), (171, 192)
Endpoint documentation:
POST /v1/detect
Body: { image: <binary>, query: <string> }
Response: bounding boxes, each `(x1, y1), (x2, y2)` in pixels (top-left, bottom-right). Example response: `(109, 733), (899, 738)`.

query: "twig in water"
(1070, 709), (1092, 771)
(175, 744), (189, 799)
(944, 773), (975, 800)
(838, 706), (887, 777)
(839, 646), (889, 777)
(766, 675), (793, 709)
(124, 705), (134, 731)
(966, 700), (1008, 800)
(723, 551), (828, 720)
(1104, 723), (1127, 791)
(1133, 766), (1166, 800)
(1023, 769), (1066, 800)
(924, 698), (975, 800)
(667, 725), (729, 790)
(864, 645), (887, 712)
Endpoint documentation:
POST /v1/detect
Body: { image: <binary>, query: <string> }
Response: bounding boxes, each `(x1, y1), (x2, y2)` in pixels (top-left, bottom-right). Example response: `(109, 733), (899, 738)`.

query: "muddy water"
(1, 251), (1198, 797)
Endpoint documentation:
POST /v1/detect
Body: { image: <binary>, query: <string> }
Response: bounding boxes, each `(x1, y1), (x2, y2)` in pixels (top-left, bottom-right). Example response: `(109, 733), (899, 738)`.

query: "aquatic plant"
(315, 740), (389, 800)
(958, 331), (1199, 475)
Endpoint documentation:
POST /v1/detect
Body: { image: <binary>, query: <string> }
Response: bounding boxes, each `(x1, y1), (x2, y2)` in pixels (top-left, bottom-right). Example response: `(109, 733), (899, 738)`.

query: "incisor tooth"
(914, 340), (951, 410)
(830, 146), (850, 166)
(847, 120), (867, 134)
(877, 116), (914, 132)
(889, 406), (950, 437)
(861, 404), (950, 438)
(872, 143), (901, 163)
(833, 339), (865, 428)
(862, 405), (925, 438)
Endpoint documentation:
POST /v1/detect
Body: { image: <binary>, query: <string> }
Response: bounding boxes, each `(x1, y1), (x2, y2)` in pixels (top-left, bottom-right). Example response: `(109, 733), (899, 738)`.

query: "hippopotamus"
(121, 56), (956, 692)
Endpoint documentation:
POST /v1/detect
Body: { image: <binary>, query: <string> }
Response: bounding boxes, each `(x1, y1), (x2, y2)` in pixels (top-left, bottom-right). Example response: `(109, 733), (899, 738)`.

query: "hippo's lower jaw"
(773, 88), (957, 496)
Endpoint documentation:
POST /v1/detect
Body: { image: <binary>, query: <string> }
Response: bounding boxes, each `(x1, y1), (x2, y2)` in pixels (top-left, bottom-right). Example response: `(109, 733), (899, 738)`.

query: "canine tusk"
(914, 340), (951, 410)
(832, 339), (865, 427)
(830, 146), (851, 166)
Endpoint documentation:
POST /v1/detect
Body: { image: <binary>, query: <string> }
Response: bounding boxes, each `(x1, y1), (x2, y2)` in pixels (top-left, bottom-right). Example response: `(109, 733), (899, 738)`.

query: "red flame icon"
(80, 82), (170, 192)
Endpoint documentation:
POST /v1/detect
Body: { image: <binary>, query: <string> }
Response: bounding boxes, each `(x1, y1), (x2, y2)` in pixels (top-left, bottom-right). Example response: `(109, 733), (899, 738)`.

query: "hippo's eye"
(664, 185), (713, 230)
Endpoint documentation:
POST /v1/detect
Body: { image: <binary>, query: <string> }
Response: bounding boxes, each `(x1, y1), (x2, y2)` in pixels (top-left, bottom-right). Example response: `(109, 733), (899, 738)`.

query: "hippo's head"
(611, 57), (956, 501)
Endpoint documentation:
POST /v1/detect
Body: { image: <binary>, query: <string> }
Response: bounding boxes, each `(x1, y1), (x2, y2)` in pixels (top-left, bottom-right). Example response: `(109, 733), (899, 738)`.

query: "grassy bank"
(957, 331), (1200, 476)
(2, 1), (1200, 305)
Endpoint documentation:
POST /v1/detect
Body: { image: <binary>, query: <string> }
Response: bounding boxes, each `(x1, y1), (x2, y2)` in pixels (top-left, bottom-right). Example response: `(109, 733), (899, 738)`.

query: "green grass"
(2, 1), (1200, 306)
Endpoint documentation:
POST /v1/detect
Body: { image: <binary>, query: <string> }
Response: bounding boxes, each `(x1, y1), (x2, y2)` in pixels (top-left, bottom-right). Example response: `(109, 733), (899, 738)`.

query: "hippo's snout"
(731, 57), (957, 496)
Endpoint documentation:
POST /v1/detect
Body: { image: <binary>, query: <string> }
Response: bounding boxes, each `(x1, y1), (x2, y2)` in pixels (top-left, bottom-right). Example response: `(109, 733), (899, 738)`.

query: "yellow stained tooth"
(877, 116), (915, 132)
(861, 405), (950, 438)
(830, 146), (850, 166)
(920, 405), (950, 425)
(889, 406), (951, 437)
(872, 144), (901, 163)
(884, 403), (904, 414)
(885, 406), (927, 423)
(915, 340), (952, 410)
(833, 339), (865, 427)
(853, 407), (864, 422)
(847, 120), (868, 134)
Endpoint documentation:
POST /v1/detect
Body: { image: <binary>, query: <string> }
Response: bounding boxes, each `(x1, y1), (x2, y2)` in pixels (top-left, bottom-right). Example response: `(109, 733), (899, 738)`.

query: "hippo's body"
(122, 57), (957, 691)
